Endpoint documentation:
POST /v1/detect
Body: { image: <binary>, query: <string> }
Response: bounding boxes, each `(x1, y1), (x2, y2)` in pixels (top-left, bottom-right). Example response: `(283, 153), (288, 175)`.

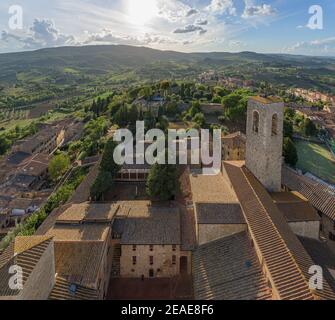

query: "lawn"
(295, 140), (335, 184)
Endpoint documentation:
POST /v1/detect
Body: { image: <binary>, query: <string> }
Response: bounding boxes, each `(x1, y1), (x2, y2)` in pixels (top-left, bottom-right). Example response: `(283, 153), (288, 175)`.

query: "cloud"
(1, 19), (75, 50)
(84, 29), (179, 46)
(157, 0), (192, 22)
(186, 9), (198, 17)
(242, 4), (276, 18)
(206, 0), (236, 16)
(284, 37), (335, 55)
(196, 19), (208, 26)
(173, 24), (206, 34)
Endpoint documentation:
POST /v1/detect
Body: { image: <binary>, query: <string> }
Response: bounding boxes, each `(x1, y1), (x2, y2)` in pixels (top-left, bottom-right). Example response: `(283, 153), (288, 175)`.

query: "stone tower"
(246, 96), (284, 192)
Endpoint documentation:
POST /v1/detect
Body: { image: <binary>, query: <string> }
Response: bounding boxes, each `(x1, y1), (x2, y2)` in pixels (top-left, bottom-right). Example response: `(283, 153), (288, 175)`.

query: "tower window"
(272, 114), (278, 136)
(252, 111), (259, 133)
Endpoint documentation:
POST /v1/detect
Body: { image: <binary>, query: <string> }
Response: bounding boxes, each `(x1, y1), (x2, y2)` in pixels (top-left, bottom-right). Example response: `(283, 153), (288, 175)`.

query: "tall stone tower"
(246, 96), (284, 192)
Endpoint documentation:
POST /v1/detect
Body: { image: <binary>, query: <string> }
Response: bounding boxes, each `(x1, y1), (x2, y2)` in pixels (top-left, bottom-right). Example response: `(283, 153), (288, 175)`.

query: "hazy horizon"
(0, 0), (334, 56)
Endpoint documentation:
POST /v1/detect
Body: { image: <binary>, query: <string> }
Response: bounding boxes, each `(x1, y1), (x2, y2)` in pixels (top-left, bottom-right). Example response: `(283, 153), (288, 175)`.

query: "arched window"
(252, 111), (259, 133)
(272, 114), (278, 136)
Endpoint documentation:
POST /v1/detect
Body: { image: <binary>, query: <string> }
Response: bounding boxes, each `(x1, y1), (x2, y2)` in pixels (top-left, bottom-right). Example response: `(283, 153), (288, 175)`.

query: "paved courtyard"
(107, 276), (193, 300)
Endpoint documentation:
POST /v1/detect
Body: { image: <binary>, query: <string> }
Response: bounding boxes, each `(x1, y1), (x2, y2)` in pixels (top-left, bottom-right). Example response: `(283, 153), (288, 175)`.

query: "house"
(13, 125), (64, 156)
(282, 166), (335, 254)
(222, 132), (246, 161)
(112, 201), (191, 279)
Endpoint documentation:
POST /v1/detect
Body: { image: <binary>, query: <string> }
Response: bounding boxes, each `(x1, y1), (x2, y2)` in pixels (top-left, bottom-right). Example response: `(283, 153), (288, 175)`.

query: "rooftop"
(196, 203), (245, 224)
(282, 166), (335, 221)
(120, 206), (181, 245)
(54, 241), (106, 289)
(189, 173), (238, 204)
(249, 96), (283, 104)
(224, 161), (335, 300)
(56, 202), (118, 224)
(193, 232), (272, 300)
(271, 192), (320, 223)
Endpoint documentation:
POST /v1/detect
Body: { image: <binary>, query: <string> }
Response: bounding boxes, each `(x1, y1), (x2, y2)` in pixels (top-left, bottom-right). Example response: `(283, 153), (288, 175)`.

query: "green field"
(295, 140), (335, 184)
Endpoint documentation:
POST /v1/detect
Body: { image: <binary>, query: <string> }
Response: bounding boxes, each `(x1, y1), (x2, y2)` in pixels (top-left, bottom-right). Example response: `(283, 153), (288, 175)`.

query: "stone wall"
(321, 215), (335, 254)
(120, 245), (190, 278)
(246, 99), (284, 192)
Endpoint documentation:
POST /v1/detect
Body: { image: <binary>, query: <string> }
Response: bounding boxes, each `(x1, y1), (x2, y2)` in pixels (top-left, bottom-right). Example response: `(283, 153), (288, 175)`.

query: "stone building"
(222, 132), (246, 161)
(112, 202), (191, 278)
(246, 96), (284, 192)
(282, 166), (335, 254)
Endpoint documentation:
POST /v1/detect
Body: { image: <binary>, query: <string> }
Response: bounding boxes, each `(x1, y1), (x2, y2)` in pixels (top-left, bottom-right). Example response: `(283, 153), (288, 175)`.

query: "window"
(149, 245), (154, 252)
(172, 255), (176, 265)
(132, 256), (137, 265)
(172, 245), (177, 252)
(271, 114), (278, 136)
(132, 245), (137, 251)
(149, 256), (154, 265)
(252, 111), (260, 133)
(329, 232), (335, 241)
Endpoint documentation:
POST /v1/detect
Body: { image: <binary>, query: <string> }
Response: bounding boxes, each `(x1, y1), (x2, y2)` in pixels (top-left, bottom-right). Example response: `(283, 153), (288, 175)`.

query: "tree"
(146, 164), (178, 201)
(302, 118), (318, 137)
(0, 135), (11, 155)
(284, 119), (294, 139)
(222, 93), (242, 109)
(283, 137), (298, 167)
(49, 153), (70, 182)
(90, 170), (113, 201)
(192, 113), (206, 127)
(100, 139), (120, 177)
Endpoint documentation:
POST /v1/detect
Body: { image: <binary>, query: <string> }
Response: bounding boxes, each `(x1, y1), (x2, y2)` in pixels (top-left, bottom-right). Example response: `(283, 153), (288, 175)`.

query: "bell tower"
(245, 96), (284, 192)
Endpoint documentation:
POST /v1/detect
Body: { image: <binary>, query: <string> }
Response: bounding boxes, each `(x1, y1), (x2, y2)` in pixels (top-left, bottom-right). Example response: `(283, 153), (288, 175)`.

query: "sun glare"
(127, 0), (158, 26)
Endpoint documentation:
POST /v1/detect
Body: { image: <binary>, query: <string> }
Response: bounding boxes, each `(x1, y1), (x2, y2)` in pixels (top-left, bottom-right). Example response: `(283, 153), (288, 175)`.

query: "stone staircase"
(111, 243), (121, 278)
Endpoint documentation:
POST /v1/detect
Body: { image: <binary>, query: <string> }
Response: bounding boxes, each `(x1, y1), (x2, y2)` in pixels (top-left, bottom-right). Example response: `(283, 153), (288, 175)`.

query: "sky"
(0, 0), (334, 55)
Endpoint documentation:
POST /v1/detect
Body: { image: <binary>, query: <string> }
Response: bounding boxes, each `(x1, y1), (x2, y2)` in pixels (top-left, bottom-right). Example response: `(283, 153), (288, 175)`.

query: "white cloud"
(242, 4), (276, 18)
(186, 9), (198, 17)
(173, 24), (206, 34)
(206, 0), (236, 16)
(284, 37), (335, 55)
(196, 19), (208, 26)
(1, 18), (75, 50)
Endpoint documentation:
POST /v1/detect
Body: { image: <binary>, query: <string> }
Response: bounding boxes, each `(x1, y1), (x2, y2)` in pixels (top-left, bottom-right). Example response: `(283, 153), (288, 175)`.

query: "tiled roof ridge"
(239, 166), (314, 299)
(224, 162), (314, 300)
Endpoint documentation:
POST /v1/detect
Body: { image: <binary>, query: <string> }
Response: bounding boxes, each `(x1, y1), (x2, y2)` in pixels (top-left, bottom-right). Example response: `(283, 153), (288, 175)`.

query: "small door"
(149, 269), (154, 278)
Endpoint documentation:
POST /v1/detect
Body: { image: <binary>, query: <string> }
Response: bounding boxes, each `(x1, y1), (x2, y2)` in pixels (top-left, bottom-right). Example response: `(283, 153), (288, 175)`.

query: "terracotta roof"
(196, 203), (245, 224)
(46, 224), (110, 242)
(0, 237), (53, 297)
(190, 173), (238, 204)
(121, 207), (181, 245)
(193, 232), (272, 300)
(282, 167), (335, 221)
(271, 192), (320, 222)
(49, 276), (98, 300)
(224, 161), (335, 300)
(54, 241), (106, 289)
(299, 237), (335, 293)
(250, 96), (283, 104)
(56, 202), (118, 224)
